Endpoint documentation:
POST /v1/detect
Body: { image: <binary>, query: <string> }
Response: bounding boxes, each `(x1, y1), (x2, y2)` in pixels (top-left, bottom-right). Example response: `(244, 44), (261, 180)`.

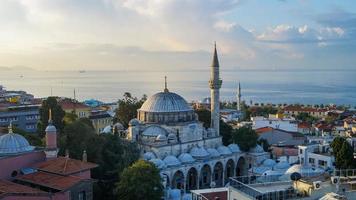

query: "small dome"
(249, 145), (264, 153)
(143, 152), (156, 160)
(142, 126), (167, 137)
(263, 159), (277, 167)
(150, 158), (166, 169)
(250, 166), (270, 175)
(156, 134), (167, 141)
(129, 118), (140, 126)
(217, 146), (232, 156)
(139, 92), (193, 113)
(167, 133), (177, 140)
(274, 161), (290, 170)
(178, 153), (195, 164)
(0, 133), (34, 155)
(114, 122), (124, 130)
(228, 144), (241, 153)
(206, 148), (221, 158)
(190, 147), (210, 159)
(45, 124), (56, 132)
(285, 164), (324, 176)
(163, 155), (181, 167)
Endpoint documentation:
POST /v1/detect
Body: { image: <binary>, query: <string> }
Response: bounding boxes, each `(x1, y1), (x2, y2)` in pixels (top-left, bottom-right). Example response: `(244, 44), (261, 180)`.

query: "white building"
(126, 44), (269, 194)
(298, 143), (335, 171)
(251, 115), (298, 132)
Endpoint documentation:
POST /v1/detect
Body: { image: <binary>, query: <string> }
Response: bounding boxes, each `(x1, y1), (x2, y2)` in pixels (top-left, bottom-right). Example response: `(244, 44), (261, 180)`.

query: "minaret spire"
(164, 76), (169, 92)
(237, 82), (241, 111)
(209, 42), (222, 136)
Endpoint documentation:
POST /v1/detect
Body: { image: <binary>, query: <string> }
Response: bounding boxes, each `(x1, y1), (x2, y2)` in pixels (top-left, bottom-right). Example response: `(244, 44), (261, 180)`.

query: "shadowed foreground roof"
(16, 171), (84, 191)
(0, 179), (46, 196)
(35, 157), (98, 175)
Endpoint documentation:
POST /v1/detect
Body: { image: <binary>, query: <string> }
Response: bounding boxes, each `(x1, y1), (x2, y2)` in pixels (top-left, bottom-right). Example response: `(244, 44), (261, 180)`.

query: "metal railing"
(229, 175), (299, 200)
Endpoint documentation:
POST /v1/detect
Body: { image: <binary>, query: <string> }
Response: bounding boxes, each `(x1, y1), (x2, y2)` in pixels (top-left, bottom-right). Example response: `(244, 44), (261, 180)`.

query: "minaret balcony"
(209, 79), (222, 89)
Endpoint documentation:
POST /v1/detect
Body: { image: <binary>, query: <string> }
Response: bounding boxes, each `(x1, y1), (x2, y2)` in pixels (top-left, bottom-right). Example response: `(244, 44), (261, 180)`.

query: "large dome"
(139, 92), (193, 113)
(137, 90), (196, 124)
(0, 133), (34, 155)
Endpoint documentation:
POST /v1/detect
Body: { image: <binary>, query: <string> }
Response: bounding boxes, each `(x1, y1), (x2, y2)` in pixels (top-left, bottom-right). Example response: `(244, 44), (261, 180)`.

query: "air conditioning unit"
(313, 181), (322, 190)
(331, 176), (339, 184)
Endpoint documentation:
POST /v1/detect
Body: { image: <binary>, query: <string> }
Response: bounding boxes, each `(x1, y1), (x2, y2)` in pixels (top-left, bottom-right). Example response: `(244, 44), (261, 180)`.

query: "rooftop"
(16, 171), (83, 191)
(35, 157), (98, 176)
(0, 179), (46, 196)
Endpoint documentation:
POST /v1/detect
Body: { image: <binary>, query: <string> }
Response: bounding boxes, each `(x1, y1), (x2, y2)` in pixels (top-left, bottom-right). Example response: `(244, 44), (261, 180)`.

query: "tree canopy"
(232, 126), (258, 151)
(331, 137), (355, 169)
(116, 160), (163, 200)
(37, 97), (65, 137)
(116, 92), (146, 127)
(58, 117), (140, 200)
(296, 112), (317, 123)
(195, 108), (211, 128)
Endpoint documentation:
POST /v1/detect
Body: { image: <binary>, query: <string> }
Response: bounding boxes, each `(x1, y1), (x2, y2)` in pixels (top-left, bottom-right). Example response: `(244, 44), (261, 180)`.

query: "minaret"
(237, 82), (241, 111)
(209, 42), (222, 136)
(44, 109), (58, 159)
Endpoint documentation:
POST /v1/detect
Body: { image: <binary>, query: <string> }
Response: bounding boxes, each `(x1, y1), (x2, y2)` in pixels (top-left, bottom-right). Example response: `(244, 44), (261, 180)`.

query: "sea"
(0, 69), (355, 106)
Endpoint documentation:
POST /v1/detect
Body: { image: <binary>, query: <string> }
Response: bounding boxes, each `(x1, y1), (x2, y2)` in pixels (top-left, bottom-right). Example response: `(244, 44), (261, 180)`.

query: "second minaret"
(209, 42), (222, 136)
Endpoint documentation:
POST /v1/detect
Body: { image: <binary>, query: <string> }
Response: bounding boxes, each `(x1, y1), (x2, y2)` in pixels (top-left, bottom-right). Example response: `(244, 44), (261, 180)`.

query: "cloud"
(256, 24), (344, 44)
(0, 0), (355, 70)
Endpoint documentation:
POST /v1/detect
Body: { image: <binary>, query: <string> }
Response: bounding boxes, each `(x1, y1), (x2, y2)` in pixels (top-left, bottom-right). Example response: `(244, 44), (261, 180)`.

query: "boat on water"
(79, 70), (86, 73)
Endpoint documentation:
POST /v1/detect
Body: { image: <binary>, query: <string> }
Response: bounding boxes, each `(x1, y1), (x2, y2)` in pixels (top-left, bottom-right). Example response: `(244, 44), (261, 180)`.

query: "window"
(309, 158), (315, 164)
(78, 191), (86, 200)
(300, 149), (303, 154)
(318, 160), (326, 166)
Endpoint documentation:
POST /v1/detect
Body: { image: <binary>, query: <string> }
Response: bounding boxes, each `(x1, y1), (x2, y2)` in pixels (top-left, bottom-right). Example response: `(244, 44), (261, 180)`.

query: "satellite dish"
(290, 172), (302, 181)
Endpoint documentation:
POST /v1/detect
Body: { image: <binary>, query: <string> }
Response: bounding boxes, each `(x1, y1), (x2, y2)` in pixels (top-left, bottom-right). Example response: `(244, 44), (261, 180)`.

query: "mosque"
(126, 44), (269, 192)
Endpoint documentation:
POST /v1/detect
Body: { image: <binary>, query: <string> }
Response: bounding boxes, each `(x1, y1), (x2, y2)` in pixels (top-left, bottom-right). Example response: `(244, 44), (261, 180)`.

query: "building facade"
(0, 105), (40, 133)
(126, 44), (269, 195)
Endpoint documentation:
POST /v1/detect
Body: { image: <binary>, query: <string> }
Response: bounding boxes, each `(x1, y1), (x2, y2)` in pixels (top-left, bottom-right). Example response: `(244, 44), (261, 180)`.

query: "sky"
(0, 0), (356, 71)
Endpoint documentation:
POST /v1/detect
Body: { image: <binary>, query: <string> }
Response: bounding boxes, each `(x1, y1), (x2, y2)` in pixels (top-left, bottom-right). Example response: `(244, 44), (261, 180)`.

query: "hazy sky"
(0, 0), (356, 71)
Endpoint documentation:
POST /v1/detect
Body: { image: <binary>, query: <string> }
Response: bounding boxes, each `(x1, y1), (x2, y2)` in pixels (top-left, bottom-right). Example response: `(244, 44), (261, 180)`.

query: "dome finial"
(164, 76), (169, 92)
(48, 109), (53, 124)
(8, 121), (13, 134)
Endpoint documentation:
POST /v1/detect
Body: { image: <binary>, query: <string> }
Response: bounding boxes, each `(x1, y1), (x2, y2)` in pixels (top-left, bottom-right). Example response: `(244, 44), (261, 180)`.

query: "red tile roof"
(283, 105), (327, 113)
(16, 171), (83, 191)
(35, 157), (98, 176)
(256, 127), (274, 135)
(298, 122), (311, 129)
(0, 179), (46, 196)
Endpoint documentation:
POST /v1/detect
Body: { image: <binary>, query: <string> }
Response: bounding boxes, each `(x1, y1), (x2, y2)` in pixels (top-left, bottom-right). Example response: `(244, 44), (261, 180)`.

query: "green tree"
(258, 138), (270, 152)
(220, 120), (233, 146)
(117, 160), (163, 200)
(92, 134), (139, 200)
(37, 97), (65, 137)
(116, 92), (146, 127)
(331, 137), (355, 169)
(232, 126), (258, 151)
(58, 118), (96, 158)
(13, 127), (43, 146)
(195, 108), (211, 128)
(296, 112), (317, 123)
(58, 117), (140, 200)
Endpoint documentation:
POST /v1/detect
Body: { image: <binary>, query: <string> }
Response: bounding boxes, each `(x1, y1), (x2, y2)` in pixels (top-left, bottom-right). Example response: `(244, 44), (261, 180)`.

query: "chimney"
(82, 150), (87, 162)
(44, 109), (58, 159)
